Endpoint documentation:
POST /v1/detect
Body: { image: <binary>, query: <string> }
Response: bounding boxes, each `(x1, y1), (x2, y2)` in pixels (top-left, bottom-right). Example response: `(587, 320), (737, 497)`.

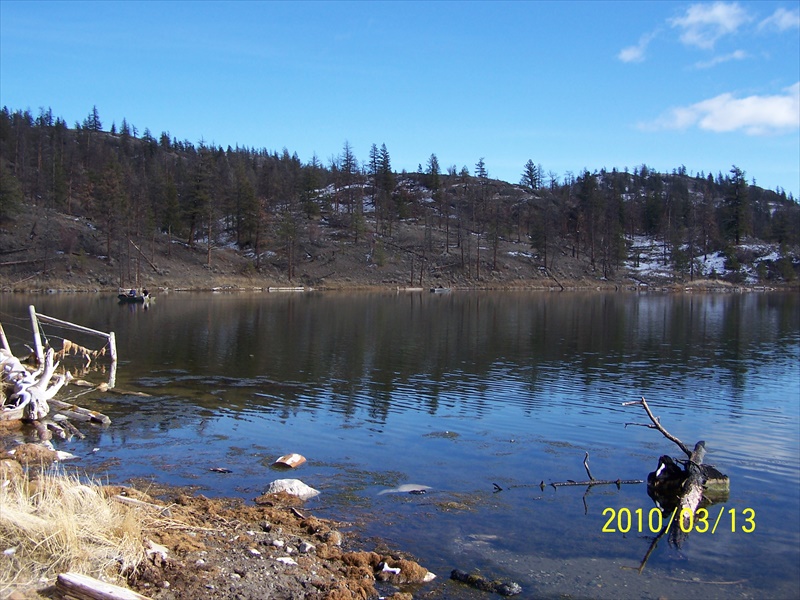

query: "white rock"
(299, 541), (315, 554)
(276, 557), (297, 566)
(264, 478), (320, 500)
(379, 562), (401, 575)
(145, 540), (169, 562)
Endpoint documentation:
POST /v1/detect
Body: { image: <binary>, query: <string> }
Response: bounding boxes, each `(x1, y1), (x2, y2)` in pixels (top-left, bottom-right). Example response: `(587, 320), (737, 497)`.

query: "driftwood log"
(56, 572), (152, 600)
(2, 311), (113, 442)
(1, 347), (71, 421)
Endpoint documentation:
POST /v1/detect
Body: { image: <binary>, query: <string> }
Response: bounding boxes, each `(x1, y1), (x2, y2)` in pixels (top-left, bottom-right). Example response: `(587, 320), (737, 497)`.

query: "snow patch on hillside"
(625, 236), (788, 284)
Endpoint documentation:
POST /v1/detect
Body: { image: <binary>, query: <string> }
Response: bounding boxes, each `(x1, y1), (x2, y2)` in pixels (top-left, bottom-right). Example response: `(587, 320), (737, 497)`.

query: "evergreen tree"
(724, 165), (750, 245)
(339, 140), (358, 213)
(520, 159), (540, 190)
(475, 157), (488, 180)
(425, 153), (440, 190)
(373, 143), (394, 234)
(83, 105), (102, 131)
(426, 153), (445, 236)
(378, 143), (393, 192)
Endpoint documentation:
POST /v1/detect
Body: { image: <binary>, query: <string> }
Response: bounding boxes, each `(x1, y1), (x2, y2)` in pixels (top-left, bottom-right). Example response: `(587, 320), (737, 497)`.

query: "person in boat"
(142, 288), (149, 298)
(128, 288), (137, 297)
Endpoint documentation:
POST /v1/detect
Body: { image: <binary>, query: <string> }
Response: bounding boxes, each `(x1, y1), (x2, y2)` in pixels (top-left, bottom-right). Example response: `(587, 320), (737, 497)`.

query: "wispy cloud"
(694, 49), (748, 69)
(758, 7), (800, 32)
(641, 83), (800, 135)
(618, 31), (658, 63)
(669, 2), (750, 49)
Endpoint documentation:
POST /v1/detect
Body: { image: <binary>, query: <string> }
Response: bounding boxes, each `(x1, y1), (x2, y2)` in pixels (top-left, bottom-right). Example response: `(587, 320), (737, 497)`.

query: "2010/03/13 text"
(601, 506), (756, 534)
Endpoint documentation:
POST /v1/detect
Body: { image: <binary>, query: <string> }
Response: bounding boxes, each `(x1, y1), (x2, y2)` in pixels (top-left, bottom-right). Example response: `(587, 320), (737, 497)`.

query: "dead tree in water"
(624, 396), (730, 563)
(624, 397), (729, 521)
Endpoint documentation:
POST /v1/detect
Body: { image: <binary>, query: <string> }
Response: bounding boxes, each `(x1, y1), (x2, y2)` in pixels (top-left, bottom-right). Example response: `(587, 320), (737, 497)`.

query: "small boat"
(430, 287), (451, 294)
(118, 289), (153, 304)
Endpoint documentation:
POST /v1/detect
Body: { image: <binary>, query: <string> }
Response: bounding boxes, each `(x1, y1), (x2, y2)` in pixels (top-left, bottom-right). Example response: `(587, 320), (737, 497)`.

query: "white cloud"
(642, 83), (800, 135)
(694, 49), (748, 69)
(758, 7), (800, 32)
(618, 31), (658, 63)
(670, 2), (750, 49)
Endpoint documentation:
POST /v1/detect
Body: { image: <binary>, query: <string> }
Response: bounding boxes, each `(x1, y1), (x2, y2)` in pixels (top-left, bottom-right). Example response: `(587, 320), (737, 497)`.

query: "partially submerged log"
(678, 441), (709, 529)
(49, 398), (112, 425)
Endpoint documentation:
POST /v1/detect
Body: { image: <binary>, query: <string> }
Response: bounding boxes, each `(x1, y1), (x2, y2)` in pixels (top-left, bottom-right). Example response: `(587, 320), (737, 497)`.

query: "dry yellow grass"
(0, 469), (145, 596)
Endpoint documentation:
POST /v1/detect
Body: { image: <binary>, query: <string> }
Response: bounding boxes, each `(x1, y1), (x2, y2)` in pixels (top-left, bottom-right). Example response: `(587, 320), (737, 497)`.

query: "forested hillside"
(1, 106), (798, 291)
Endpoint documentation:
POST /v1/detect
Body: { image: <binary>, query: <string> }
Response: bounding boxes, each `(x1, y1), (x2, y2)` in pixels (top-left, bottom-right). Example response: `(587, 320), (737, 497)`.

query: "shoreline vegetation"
(0, 464), (435, 600)
(2, 277), (795, 294)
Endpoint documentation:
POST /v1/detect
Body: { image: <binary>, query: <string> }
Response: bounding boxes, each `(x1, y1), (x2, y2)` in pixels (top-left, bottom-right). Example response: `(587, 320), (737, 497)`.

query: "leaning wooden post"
(0, 321), (11, 353)
(108, 331), (117, 363)
(29, 304), (45, 365)
(108, 331), (117, 389)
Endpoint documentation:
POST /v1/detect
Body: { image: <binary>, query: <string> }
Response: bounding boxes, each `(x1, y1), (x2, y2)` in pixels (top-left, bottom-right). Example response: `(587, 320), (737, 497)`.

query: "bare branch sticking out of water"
(622, 397), (692, 457)
(548, 453), (643, 489)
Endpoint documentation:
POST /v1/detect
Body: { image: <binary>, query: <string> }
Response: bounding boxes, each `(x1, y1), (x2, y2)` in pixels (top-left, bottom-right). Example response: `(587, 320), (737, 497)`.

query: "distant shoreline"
(2, 278), (796, 295)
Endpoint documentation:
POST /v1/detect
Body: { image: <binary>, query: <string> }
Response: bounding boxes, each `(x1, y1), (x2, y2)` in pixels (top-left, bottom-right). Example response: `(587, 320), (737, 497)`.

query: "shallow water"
(1, 291), (798, 599)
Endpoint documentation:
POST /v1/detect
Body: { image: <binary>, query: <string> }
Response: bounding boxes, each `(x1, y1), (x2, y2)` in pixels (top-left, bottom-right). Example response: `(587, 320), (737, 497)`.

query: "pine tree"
(520, 159), (540, 190)
(475, 157), (488, 180)
(339, 140), (358, 213)
(83, 105), (102, 131)
(426, 153), (440, 190)
(725, 165), (750, 245)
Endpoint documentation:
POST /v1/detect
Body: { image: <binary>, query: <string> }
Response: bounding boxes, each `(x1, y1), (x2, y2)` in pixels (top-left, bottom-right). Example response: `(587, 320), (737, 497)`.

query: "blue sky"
(1, 1), (798, 196)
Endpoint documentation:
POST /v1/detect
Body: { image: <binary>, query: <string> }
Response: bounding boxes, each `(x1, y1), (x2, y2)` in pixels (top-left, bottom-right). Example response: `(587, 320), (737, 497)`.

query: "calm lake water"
(1, 291), (798, 599)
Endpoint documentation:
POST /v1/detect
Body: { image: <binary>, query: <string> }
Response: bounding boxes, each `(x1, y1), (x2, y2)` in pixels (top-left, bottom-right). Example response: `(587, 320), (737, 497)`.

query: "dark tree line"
(1, 106), (798, 284)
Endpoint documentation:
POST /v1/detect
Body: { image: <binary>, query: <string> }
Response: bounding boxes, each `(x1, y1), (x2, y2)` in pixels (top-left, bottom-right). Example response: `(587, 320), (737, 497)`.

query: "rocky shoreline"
(0, 443), (437, 600)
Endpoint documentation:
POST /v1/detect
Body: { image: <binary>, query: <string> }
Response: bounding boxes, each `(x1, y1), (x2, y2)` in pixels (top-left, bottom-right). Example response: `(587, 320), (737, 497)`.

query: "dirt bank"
(0, 456), (434, 600)
(0, 206), (701, 295)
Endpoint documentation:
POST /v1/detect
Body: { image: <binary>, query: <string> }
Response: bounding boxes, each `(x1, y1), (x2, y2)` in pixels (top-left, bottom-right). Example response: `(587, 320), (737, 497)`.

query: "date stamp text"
(601, 506), (756, 534)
